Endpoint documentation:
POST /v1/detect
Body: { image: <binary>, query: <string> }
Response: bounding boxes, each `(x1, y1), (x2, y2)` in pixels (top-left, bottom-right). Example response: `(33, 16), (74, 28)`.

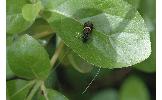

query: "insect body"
(82, 21), (94, 43)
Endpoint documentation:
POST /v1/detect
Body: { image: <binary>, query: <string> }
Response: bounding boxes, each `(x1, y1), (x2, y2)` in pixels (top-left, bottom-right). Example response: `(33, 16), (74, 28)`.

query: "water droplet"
(75, 32), (81, 38)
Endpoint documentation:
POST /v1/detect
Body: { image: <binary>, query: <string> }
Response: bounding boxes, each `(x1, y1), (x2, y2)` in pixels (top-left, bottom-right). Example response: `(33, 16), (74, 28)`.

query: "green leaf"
(6, 0), (33, 34)
(22, 1), (42, 22)
(36, 89), (69, 100)
(91, 89), (118, 100)
(7, 34), (51, 80)
(44, 69), (57, 89)
(119, 76), (150, 100)
(7, 79), (35, 100)
(41, 0), (151, 68)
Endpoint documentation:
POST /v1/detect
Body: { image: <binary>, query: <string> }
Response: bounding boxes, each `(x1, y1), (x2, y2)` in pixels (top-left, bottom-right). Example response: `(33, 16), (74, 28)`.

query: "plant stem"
(50, 41), (64, 67)
(26, 80), (42, 100)
(41, 81), (49, 100)
(32, 31), (54, 39)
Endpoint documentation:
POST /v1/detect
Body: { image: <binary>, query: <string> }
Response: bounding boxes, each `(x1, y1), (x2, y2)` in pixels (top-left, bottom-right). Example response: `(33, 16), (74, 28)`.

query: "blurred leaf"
(7, 34), (51, 80)
(67, 50), (94, 73)
(6, 60), (15, 79)
(6, 35), (15, 79)
(23, 18), (53, 36)
(6, 0), (32, 34)
(7, 36), (15, 79)
(64, 66), (110, 93)
(138, 0), (155, 22)
(21, 18), (54, 49)
(65, 68), (93, 90)
(42, 0), (151, 69)
(120, 76), (150, 100)
(60, 45), (93, 73)
(91, 89), (118, 100)
(45, 35), (56, 58)
(7, 79), (34, 100)
(45, 69), (57, 89)
(144, 17), (155, 33)
(137, 0), (155, 32)
(7, 35), (15, 46)
(36, 89), (69, 100)
(58, 45), (71, 67)
(22, 1), (42, 22)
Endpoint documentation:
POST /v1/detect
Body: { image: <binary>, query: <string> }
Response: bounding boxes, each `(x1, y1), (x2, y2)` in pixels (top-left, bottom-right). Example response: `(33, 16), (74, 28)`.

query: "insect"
(82, 21), (94, 43)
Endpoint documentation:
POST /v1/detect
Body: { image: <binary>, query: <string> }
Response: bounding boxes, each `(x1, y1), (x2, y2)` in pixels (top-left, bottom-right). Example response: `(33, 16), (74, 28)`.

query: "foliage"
(6, 0), (155, 100)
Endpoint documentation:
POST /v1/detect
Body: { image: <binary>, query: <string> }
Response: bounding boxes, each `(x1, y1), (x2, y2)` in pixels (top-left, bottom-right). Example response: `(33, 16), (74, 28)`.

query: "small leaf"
(41, 0), (151, 68)
(7, 79), (35, 100)
(91, 89), (118, 100)
(7, 34), (51, 80)
(36, 89), (69, 100)
(22, 1), (42, 22)
(6, 0), (33, 34)
(120, 76), (150, 100)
